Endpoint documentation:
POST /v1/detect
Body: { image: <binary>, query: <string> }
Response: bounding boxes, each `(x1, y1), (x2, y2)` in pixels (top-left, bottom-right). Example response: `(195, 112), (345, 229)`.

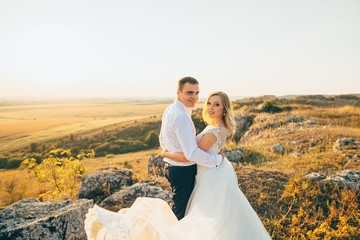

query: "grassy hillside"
(1, 95), (359, 239)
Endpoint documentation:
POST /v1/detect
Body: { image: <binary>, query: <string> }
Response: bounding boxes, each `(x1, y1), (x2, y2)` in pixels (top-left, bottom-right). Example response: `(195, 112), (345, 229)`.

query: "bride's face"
(207, 95), (224, 121)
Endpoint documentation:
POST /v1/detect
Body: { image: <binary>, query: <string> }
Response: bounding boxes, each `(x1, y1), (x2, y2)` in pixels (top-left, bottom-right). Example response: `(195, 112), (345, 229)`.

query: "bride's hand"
(161, 148), (168, 157)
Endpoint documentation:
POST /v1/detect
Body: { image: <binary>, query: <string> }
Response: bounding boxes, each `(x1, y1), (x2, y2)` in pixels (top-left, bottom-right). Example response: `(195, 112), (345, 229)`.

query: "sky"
(0, 0), (359, 99)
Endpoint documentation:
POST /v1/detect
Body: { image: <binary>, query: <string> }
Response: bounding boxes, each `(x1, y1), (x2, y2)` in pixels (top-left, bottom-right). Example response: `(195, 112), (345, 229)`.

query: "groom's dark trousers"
(165, 164), (197, 220)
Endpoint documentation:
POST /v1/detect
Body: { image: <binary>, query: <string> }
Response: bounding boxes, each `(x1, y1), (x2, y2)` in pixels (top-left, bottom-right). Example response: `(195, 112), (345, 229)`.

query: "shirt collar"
(174, 99), (192, 116)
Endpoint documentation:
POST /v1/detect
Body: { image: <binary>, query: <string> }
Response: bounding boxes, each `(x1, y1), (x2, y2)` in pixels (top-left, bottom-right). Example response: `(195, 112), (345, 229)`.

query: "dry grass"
(241, 117), (360, 175)
(281, 105), (360, 128)
(0, 101), (171, 151)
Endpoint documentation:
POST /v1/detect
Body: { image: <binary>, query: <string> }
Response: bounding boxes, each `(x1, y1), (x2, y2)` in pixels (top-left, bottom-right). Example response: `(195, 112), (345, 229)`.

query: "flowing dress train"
(85, 126), (271, 240)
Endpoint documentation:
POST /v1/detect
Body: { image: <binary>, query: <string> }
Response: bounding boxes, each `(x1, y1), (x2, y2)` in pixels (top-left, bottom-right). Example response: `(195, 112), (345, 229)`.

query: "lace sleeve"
(205, 127), (227, 153)
(207, 127), (227, 140)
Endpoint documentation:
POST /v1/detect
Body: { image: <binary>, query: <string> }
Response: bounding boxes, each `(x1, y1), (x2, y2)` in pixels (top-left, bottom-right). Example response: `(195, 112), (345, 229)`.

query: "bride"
(85, 91), (272, 240)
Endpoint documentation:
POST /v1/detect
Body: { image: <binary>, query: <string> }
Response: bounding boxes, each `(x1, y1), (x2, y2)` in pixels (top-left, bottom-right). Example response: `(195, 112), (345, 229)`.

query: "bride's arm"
(161, 133), (217, 162)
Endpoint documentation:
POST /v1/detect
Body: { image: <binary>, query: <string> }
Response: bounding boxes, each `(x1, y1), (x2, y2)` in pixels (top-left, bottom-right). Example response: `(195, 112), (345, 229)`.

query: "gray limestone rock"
(289, 151), (302, 158)
(271, 144), (285, 155)
(243, 128), (260, 139)
(305, 170), (360, 191)
(333, 138), (360, 151)
(225, 148), (245, 163)
(0, 198), (93, 240)
(305, 172), (326, 181)
(323, 170), (360, 191)
(232, 114), (253, 142)
(99, 181), (173, 212)
(78, 167), (134, 200)
(306, 120), (321, 125)
(147, 154), (166, 177)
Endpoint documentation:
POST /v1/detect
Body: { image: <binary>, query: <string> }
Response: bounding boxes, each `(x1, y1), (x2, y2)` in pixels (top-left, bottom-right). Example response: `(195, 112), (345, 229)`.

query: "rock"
(0, 198), (93, 240)
(306, 120), (321, 125)
(243, 128), (260, 139)
(242, 115), (304, 140)
(147, 154), (166, 177)
(282, 115), (304, 123)
(99, 181), (173, 212)
(257, 104), (265, 111)
(225, 148), (245, 162)
(282, 128), (296, 133)
(232, 114), (253, 142)
(289, 151), (301, 158)
(78, 167), (134, 200)
(305, 172), (326, 181)
(305, 170), (360, 191)
(325, 170), (360, 190)
(333, 138), (360, 151)
(231, 162), (240, 169)
(271, 144), (285, 155)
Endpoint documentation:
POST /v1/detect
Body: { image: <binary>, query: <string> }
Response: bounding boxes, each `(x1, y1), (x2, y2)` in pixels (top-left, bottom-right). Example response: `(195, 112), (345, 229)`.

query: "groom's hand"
(219, 149), (225, 160)
(161, 148), (168, 157)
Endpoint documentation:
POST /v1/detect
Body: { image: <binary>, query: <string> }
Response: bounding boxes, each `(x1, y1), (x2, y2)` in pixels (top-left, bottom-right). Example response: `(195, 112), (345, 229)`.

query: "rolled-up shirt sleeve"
(173, 114), (222, 168)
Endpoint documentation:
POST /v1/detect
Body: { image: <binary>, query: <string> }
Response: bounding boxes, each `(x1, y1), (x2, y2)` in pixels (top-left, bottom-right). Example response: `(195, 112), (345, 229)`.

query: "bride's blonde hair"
(202, 91), (236, 133)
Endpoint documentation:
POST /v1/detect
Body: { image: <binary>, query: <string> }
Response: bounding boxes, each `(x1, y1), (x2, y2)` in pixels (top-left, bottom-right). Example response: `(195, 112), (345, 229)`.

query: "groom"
(159, 76), (223, 220)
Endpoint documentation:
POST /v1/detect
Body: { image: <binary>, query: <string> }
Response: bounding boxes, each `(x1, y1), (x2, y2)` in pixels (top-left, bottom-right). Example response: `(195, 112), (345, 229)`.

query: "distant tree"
(263, 100), (281, 113)
(145, 131), (159, 148)
(30, 142), (38, 153)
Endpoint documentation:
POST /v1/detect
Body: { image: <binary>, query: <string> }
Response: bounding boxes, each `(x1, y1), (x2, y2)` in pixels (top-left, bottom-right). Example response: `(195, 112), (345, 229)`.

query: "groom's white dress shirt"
(159, 99), (222, 168)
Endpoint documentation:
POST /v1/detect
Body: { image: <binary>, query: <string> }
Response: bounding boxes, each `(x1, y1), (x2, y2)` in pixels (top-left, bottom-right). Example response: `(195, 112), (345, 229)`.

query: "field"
(0, 99), (173, 151)
(0, 98), (201, 204)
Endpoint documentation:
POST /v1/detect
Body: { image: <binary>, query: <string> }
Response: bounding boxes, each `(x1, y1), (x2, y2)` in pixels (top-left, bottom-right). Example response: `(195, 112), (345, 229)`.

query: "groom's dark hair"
(177, 77), (199, 92)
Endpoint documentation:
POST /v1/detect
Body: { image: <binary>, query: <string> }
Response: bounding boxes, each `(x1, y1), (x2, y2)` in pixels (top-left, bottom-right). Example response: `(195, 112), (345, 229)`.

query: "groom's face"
(177, 83), (199, 108)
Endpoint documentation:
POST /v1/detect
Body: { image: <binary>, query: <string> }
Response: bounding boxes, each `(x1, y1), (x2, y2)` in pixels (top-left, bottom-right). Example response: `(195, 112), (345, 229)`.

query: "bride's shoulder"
(205, 126), (227, 139)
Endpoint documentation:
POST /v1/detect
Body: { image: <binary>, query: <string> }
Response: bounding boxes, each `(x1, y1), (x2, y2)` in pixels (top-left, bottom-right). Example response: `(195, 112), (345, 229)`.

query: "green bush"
(29, 142), (39, 153)
(232, 104), (240, 110)
(6, 158), (23, 169)
(94, 142), (111, 156)
(89, 143), (101, 149)
(109, 144), (121, 154)
(145, 131), (159, 148)
(115, 140), (148, 153)
(106, 135), (117, 142)
(263, 99), (282, 113)
(28, 152), (43, 164)
(0, 157), (8, 169)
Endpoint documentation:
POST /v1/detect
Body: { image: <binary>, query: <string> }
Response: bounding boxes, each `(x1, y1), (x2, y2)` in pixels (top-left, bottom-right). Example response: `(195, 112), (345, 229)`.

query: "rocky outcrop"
(225, 148), (245, 163)
(0, 198), (93, 240)
(243, 115), (304, 139)
(289, 151), (301, 158)
(305, 170), (360, 191)
(257, 103), (265, 112)
(327, 170), (360, 191)
(305, 172), (326, 181)
(99, 180), (173, 212)
(271, 144), (285, 155)
(147, 154), (166, 177)
(78, 167), (134, 200)
(333, 138), (360, 151)
(232, 114), (253, 142)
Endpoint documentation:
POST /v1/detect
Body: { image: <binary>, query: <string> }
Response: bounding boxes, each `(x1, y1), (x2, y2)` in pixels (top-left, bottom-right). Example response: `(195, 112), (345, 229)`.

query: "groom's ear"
(177, 89), (181, 97)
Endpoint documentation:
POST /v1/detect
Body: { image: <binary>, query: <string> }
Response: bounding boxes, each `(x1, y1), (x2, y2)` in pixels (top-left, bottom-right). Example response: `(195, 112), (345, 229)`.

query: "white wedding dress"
(85, 126), (272, 240)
